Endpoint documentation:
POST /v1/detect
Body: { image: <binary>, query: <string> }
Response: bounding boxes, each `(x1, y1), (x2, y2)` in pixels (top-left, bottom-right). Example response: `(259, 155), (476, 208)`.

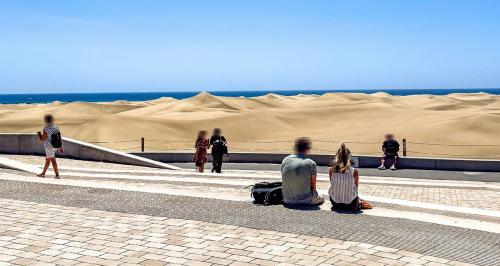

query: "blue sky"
(1, 0), (499, 93)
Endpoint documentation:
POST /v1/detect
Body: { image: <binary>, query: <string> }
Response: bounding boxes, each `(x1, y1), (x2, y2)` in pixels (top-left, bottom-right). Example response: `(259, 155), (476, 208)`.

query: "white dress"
(43, 125), (60, 158)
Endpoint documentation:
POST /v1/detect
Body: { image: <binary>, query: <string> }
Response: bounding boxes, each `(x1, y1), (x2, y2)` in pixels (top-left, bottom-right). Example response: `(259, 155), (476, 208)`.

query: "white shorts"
(44, 146), (58, 158)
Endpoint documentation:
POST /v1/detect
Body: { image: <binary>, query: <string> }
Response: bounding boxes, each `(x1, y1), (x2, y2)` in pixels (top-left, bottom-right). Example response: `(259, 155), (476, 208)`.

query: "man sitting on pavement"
(378, 133), (400, 170)
(281, 137), (325, 207)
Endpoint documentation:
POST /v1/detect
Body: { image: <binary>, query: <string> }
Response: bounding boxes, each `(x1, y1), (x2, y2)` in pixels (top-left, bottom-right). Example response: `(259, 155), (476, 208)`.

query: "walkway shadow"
(331, 209), (364, 215)
(283, 203), (322, 211)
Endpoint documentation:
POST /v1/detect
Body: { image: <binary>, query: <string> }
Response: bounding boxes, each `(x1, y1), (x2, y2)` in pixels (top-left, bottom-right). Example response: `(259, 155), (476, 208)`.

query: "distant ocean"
(1, 88), (499, 104)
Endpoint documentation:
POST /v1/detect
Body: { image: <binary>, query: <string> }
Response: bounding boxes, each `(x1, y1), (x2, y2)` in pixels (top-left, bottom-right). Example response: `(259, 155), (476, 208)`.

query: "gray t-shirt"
(281, 154), (317, 204)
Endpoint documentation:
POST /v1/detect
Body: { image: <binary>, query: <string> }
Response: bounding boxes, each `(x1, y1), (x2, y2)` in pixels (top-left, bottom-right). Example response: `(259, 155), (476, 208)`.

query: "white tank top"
(329, 167), (358, 204)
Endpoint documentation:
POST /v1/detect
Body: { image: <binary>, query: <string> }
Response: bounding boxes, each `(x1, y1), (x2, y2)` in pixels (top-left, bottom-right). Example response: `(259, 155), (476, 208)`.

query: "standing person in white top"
(328, 143), (371, 212)
(37, 114), (63, 179)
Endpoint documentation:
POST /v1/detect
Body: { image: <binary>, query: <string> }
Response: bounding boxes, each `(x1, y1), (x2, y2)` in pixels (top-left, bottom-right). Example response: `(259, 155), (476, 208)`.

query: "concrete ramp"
(0, 156), (39, 173)
(0, 133), (181, 170)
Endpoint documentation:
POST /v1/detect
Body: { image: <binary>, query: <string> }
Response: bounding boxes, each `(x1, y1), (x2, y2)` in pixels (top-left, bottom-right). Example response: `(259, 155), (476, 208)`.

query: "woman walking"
(37, 114), (63, 179)
(328, 143), (372, 212)
(193, 130), (210, 172)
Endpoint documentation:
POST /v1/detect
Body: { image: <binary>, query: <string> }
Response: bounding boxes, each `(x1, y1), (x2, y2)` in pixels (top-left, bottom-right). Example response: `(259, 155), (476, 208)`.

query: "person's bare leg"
(390, 156), (397, 170)
(38, 158), (51, 177)
(199, 163), (205, 173)
(51, 158), (60, 178)
(378, 157), (386, 170)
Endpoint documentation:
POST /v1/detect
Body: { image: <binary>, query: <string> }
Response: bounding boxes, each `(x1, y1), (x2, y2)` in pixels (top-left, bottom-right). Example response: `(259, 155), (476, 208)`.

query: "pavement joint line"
(42, 166), (500, 190)
(63, 170), (500, 192)
(1, 172), (499, 233)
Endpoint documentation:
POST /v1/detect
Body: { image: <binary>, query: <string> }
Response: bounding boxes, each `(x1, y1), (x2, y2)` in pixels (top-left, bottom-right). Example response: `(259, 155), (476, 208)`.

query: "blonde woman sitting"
(329, 143), (372, 212)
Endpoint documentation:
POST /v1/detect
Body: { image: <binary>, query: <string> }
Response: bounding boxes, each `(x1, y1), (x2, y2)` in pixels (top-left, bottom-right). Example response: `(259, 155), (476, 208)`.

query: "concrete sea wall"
(1, 133), (498, 172)
(131, 152), (500, 172)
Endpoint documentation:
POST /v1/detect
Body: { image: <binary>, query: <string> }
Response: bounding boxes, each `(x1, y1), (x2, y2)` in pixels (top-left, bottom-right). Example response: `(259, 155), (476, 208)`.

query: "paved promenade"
(0, 155), (499, 266)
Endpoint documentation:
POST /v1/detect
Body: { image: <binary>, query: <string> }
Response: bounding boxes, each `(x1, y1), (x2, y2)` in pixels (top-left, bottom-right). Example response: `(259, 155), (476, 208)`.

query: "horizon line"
(1, 87), (500, 96)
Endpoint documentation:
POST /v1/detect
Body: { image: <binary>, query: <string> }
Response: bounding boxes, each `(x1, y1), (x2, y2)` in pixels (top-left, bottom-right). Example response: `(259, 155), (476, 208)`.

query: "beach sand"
(0, 92), (499, 159)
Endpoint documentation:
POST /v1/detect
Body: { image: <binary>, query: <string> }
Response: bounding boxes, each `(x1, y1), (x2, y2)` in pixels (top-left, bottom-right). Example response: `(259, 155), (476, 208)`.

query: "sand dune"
(0, 92), (499, 159)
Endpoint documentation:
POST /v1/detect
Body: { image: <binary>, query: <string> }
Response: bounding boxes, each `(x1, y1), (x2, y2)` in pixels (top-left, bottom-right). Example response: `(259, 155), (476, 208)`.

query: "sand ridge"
(0, 92), (499, 158)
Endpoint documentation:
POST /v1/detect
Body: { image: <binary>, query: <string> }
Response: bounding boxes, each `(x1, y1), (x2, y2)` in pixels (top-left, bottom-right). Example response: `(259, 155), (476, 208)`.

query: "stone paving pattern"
(7, 172), (500, 212)
(361, 185), (500, 210)
(0, 198), (481, 266)
(0, 180), (499, 266)
(3, 154), (500, 211)
(2, 170), (499, 224)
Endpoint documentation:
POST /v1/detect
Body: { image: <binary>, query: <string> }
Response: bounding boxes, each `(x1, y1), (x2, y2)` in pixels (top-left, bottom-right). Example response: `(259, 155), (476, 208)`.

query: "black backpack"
(250, 182), (283, 205)
(51, 132), (62, 148)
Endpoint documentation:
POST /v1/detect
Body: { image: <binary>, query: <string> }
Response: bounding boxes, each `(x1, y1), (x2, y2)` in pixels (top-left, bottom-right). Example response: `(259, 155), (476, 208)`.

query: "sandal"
(359, 199), (373, 209)
(37, 174), (45, 178)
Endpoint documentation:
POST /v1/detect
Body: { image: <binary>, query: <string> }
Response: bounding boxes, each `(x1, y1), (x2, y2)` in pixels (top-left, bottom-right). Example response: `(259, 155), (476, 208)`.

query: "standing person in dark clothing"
(210, 128), (227, 173)
(378, 134), (400, 170)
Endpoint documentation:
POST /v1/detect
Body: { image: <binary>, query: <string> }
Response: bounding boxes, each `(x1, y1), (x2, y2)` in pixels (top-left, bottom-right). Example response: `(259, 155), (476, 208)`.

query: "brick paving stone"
(10, 258), (35, 266)
(251, 258), (276, 266)
(58, 252), (82, 260)
(53, 258), (79, 265)
(378, 257), (407, 265)
(206, 257), (233, 265)
(355, 259), (385, 266)
(141, 259), (167, 266)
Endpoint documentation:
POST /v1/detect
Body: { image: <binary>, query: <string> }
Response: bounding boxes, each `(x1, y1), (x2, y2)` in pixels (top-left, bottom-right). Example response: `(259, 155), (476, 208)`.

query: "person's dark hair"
(295, 137), (312, 154)
(213, 128), (221, 136)
(44, 114), (54, 125)
(330, 143), (352, 174)
(195, 130), (207, 147)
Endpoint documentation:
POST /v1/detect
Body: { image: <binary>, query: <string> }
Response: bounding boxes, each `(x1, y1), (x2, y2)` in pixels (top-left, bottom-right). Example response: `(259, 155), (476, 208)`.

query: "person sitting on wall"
(378, 133), (400, 170)
(281, 137), (324, 207)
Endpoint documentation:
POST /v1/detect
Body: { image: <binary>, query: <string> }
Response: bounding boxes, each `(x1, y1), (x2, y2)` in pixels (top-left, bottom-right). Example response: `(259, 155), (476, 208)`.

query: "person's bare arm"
(41, 129), (48, 141)
(353, 170), (359, 187)
(311, 175), (317, 190)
